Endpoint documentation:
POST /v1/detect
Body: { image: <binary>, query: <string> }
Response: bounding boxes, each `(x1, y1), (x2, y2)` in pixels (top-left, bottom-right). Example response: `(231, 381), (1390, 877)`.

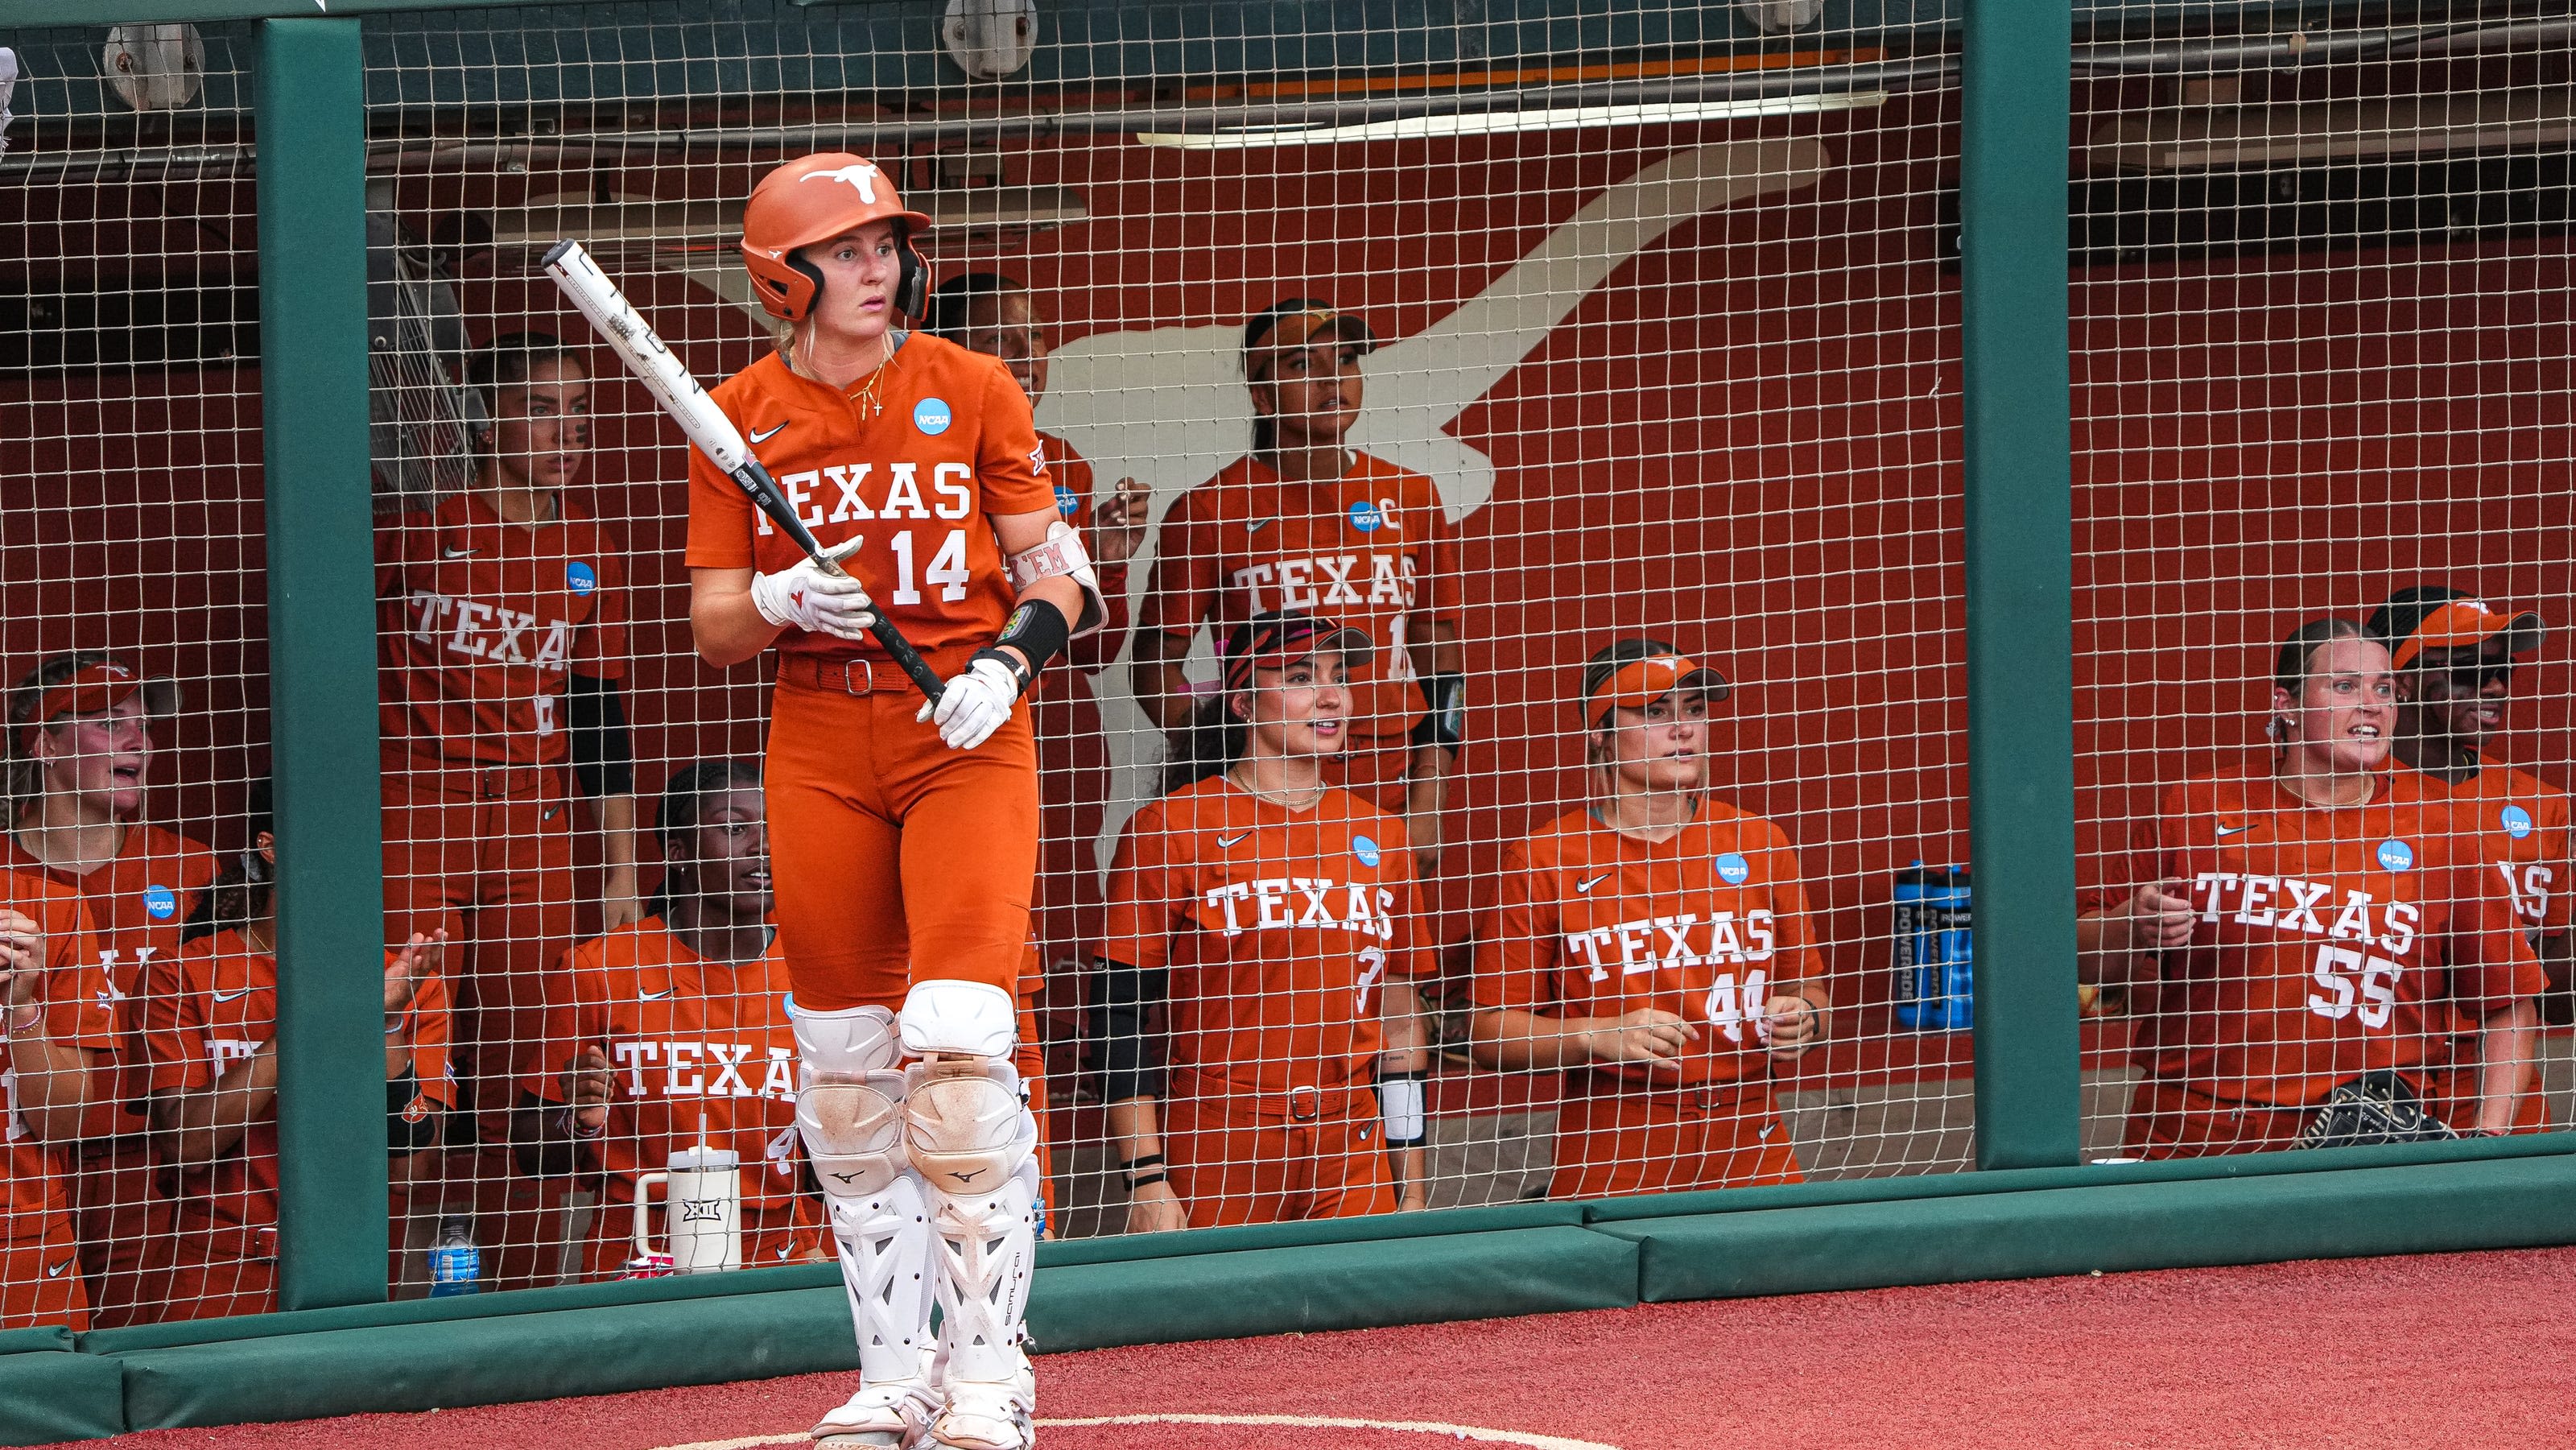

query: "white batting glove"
(918, 655), (1024, 750)
(750, 540), (876, 642)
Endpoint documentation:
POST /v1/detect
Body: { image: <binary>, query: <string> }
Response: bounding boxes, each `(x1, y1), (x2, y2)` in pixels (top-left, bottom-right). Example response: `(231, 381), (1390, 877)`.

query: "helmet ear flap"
(894, 231), (929, 319)
(786, 252), (827, 322)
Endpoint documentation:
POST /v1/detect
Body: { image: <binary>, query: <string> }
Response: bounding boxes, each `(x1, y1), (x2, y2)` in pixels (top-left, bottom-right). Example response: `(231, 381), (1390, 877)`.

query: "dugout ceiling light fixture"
(1134, 91), (1887, 148)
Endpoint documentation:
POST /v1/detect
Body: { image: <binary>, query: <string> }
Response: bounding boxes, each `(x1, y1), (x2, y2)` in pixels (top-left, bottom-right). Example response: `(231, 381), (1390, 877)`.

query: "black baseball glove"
(2294, 1069), (2456, 1149)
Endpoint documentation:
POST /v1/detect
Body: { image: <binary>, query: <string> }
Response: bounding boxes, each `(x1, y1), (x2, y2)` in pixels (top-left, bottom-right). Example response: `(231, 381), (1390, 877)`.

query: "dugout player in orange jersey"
(4, 654), (217, 1325)
(2367, 588), (2570, 1133)
(927, 272), (1150, 1043)
(2079, 619), (2542, 1155)
(0, 860), (114, 1329)
(1099, 610), (1433, 1231)
(1467, 640), (1830, 1200)
(1133, 300), (1466, 872)
(518, 760), (828, 1279)
(376, 329), (645, 1287)
(683, 154), (1107, 1450)
(142, 781), (452, 1320)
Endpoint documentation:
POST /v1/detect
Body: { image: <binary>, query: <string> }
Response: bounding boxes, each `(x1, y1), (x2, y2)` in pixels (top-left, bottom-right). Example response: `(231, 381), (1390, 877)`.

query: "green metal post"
(1959, 0), (2080, 1170)
(257, 16), (390, 1310)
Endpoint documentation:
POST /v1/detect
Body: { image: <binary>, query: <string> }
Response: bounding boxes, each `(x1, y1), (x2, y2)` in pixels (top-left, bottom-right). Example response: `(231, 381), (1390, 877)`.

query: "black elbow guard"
(1089, 956), (1169, 1103)
(1410, 671), (1466, 754)
(565, 673), (637, 798)
(386, 1071), (442, 1152)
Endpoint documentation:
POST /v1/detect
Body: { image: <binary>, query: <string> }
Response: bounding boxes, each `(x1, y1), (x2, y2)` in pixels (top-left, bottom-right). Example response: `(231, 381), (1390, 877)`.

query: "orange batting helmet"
(739, 152), (933, 324)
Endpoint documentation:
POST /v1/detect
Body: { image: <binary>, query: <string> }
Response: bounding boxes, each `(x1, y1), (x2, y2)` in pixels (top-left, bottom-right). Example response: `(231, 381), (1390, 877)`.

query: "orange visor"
(1585, 654), (1730, 718)
(2390, 598), (2544, 670)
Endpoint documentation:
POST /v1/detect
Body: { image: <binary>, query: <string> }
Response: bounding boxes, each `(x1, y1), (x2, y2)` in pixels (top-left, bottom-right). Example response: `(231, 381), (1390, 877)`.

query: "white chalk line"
(654, 1414), (1620, 1450)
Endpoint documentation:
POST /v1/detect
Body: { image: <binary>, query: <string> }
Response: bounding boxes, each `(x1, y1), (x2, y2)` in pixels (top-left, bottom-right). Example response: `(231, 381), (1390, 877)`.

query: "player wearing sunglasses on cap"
(2368, 588), (2568, 1132)
(2080, 618), (2541, 1154)
(1097, 610), (1434, 1233)
(1133, 300), (1465, 874)
(4, 654), (216, 1325)
(1468, 639), (1829, 1199)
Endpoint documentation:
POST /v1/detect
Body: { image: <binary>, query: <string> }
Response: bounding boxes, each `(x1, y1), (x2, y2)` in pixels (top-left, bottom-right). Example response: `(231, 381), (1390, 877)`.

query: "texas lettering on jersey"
(1474, 804), (1823, 1089)
(1140, 453), (1461, 738)
(377, 490), (628, 768)
(2124, 770), (2541, 1109)
(683, 341), (1055, 676)
(1105, 778), (1424, 1093)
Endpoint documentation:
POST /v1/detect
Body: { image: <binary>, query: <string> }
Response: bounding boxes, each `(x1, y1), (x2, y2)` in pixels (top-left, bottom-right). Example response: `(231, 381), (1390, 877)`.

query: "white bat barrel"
(542, 240), (751, 476)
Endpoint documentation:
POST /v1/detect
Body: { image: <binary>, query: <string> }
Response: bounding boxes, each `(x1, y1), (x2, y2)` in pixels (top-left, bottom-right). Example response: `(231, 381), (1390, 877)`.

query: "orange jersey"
(2123, 770), (2541, 1109)
(0, 867), (111, 1232)
(1137, 453), (1461, 738)
(1103, 778), (1426, 1093)
(376, 490), (631, 769)
(683, 341), (1056, 677)
(1472, 804), (1825, 1090)
(141, 929), (455, 1232)
(2, 825), (217, 1133)
(522, 917), (805, 1214)
(2388, 758), (2574, 939)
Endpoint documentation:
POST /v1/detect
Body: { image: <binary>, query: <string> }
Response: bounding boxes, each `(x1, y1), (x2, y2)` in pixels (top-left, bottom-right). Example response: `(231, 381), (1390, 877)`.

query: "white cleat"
(811, 1378), (940, 1448)
(921, 1378), (1034, 1450)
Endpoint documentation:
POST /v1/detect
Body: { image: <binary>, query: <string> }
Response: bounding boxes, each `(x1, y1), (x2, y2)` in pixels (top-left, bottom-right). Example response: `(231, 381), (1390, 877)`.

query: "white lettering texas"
(1564, 910), (1777, 983)
(1230, 555), (1418, 611)
(2189, 874), (2420, 958)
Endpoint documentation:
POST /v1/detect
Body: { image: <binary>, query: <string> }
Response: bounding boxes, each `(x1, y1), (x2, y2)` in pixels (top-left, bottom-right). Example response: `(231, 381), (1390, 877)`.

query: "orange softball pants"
(0, 1214), (90, 1332)
(1161, 1072), (1396, 1228)
(766, 667), (1039, 1012)
(1548, 1081), (1802, 1200)
(68, 1138), (173, 1328)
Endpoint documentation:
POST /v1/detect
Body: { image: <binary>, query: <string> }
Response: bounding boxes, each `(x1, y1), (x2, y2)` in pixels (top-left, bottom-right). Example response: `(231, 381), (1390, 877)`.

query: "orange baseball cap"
(1243, 298), (1377, 382)
(10, 655), (180, 754)
(2367, 586), (2545, 671)
(1580, 638), (1730, 722)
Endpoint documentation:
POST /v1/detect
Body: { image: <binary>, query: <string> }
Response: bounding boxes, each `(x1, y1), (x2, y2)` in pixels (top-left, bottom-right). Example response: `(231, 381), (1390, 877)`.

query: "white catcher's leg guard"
(792, 1002), (938, 1448)
(901, 981), (1040, 1450)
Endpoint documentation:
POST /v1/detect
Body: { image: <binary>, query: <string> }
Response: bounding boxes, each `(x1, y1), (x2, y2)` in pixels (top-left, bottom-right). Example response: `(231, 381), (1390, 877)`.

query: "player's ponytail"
(1162, 692), (1249, 795)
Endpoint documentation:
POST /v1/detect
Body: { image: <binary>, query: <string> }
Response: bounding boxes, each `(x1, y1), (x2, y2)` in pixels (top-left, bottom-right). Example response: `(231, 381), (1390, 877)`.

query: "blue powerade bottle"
(1893, 863), (1974, 1031)
(427, 1217), (481, 1296)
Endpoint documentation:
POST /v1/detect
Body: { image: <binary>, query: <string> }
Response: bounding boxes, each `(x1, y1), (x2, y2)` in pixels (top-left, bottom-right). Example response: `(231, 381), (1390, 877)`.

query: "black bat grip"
(730, 462), (947, 704)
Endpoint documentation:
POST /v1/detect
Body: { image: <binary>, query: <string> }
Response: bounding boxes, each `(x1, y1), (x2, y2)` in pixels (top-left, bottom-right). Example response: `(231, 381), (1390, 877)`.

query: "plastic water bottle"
(1893, 863), (1975, 1031)
(427, 1217), (481, 1296)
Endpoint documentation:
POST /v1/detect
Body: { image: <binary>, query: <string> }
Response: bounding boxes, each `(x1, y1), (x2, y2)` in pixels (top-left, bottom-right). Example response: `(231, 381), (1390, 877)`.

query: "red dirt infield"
(55, 1246), (2576, 1450)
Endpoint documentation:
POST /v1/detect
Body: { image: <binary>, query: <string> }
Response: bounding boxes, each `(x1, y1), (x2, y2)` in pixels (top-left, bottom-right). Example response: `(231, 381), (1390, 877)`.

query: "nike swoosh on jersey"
(749, 422), (789, 444)
(638, 988), (676, 1002)
(1575, 872), (1613, 894)
(210, 986), (255, 1004)
(1245, 518), (1275, 535)
(43, 1259), (72, 1279)
(1216, 832), (1251, 848)
(2215, 823), (2256, 837)
(441, 547), (479, 560)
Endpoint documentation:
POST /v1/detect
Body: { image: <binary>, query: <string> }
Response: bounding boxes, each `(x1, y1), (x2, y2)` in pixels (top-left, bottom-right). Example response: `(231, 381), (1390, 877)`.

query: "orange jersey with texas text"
(141, 930), (454, 1233)
(683, 341), (1056, 677)
(1104, 779), (1426, 1093)
(376, 490), (630, 769)
(522, 918), (805, 1213)
(0, 866), (110, 1233)
(2, 826), (218, 1134)
(1472, 805), (1825, 1090)
(2123, 771), (2541, 1109)
(1138, 454), (1460, 738)
(2389, 758), (2574, 940)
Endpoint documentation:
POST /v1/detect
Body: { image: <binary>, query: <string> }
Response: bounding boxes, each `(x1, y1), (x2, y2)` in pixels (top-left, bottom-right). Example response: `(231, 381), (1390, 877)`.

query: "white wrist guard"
(1005, 520), (1106, 638)
(1378, 1071), (1427, 1148)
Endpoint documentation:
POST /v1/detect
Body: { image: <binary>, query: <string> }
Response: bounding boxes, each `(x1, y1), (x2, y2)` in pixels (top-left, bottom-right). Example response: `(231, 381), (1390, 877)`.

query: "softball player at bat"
(1098, 610), (1434, 1231)
(1133, 299), (1465, 873)
(376, 329), (644, 1289)
(2366, 589), (2569, 1133)
(0, 861), (113, 1329)
(2080, 619), (2542, 1156)
(5, 654), (216, 1325)
(1468, 639), (1829, 1200)
(683, 152), (1104, 1450)
(518, 761), (828, 1279)
(144, 781), (452, 1320)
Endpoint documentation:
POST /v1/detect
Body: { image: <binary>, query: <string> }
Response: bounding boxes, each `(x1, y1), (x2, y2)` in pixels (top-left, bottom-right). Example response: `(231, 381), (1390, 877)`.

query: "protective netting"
(0, 1), (2564, 1332)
